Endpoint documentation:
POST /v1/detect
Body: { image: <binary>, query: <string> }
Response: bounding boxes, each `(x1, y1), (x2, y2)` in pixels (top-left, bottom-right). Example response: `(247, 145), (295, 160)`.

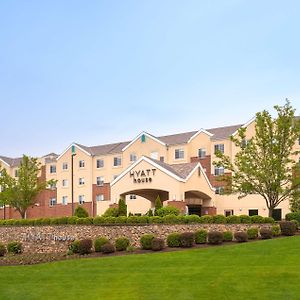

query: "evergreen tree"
(154, 195), (162, 216)
(118, 198), (127, 216)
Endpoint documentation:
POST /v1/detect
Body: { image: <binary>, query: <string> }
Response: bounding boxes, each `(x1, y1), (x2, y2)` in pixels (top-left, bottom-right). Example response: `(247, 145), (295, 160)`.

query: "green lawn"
(1, 237), (300, 300)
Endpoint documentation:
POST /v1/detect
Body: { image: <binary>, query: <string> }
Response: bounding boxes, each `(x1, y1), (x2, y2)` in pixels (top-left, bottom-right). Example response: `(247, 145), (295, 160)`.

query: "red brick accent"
(92, 183), (111, 201)
(109, 203), (119, 209)
(201, 206), (217, 216)
(167, 201), (187, 214)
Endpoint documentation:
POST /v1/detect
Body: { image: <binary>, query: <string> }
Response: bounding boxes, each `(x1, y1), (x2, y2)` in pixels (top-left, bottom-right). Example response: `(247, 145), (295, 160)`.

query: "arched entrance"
(185, 190), (211, 216)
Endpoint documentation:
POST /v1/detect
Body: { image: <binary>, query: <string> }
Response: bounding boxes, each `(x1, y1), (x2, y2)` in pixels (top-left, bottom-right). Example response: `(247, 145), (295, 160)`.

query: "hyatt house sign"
(130, 169), (157, 183)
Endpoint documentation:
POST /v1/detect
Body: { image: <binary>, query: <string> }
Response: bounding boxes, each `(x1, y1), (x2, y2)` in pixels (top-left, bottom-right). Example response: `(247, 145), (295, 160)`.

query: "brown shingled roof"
(0, 156), (22, 167)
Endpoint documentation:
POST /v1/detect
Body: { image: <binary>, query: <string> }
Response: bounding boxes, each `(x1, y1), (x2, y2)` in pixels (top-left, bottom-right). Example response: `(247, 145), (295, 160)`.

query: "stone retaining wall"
(0, 224), (272, 253)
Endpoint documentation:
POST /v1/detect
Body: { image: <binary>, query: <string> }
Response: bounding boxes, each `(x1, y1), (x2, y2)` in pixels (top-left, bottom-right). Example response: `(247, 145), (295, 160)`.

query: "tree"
(214, 101), (300, 217)
(0, 155), (55, 219)
(74, 206), (89, 218)
(290, 163), (300, 212)
(118, 198), (127, 216)
(154, 195), (162, 216)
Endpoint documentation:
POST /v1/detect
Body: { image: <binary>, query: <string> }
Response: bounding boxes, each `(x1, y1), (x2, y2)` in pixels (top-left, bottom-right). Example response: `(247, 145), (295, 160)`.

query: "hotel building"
(1, 118), (299, 220)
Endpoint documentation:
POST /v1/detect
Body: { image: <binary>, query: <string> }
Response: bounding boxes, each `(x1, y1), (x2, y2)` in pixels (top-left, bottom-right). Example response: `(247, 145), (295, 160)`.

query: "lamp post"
(71, 145), (76, 216)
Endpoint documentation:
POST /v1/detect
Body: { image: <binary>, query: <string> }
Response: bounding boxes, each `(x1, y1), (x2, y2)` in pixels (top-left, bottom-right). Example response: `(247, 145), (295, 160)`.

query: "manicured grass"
(1, 237), (300, 300)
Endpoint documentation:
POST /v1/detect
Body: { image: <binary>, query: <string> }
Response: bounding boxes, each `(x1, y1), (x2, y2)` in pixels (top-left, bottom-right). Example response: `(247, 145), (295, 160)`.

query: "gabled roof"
(0, 156), (22, 167)
(207, 124), (242, 140)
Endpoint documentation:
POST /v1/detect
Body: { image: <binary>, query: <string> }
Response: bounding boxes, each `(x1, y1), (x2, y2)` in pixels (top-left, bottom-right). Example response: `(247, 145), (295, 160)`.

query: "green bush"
(101, 242), (116, 254)
(69, 240), (80, 254)
(162, 215), (181, 224)
(263, 217), (275, 224)
(94, 237), (109, 252)
(226, 215), (241, 224)
(103, 217), (116, 224)
(76, 217), (93, 225)
(156, 206), (180, 217)
(223, 231), (233, 242)
(167, 233), (181, 247)
(180, 232), (195, 248)
(67, 216), (78, 225)
(118, 198), (127, 216)
(74, 206), (89, 218)
(260, 228), (272, 239)
(208, 231), (223, 245)
(234, 231), (248, 242)
(247, 227), (258, 239)
(195, 229), (207, 244)
(271, 225), (281, 237)
(103, 207), (119, 217)
(93, 216), (106, 225)
(199, 215), (213, 224)
(78, 239), (93, 255)
(0, 243), (6, 256)
(149, 216), (163, 224)
(279, 221), (297, 236)
(140, 234), (155, 250)
(115, 237), (130, 251)
(154, 196), (163, 215)
(184, 215), (200, 224)
(40, 218), (51, 225)
(212, 215), (227, 224)
(146, 209), (154, 217)
(291, 219), (299, 229)
(56, 217), (69, 225)
(286, 212), (300, 223)
(250, 215), (264, 223)
(7, 241), (22, 254)
(239, 215), (251, 224)
(115, 216), (128, 224)
(151, 238), (165, 251)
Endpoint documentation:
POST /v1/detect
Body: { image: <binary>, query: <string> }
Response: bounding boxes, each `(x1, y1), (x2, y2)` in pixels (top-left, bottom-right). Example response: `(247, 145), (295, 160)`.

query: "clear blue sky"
(1, 0), (300, 157)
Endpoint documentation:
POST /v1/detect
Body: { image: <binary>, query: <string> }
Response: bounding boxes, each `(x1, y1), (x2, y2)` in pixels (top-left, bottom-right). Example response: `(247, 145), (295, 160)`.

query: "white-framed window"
(50, 165), (56, 174)
(62, 162), (68, 170)
(150, 152), (158, 160)
(160, 156), (164, 162)
(129, 194), (137, 200)
(224, 210), (234, 217)
(79, 178), (85, 185)
(78, 195), (85, 205)
(96, 176), (104, 186)
(79, 160), (85, 168)
(175, 149), (184, 159)
(49, 197), (57, 207)
(62, 196), (68, 205)
(215, 186), (224, 194)
(48, 182), (56, 190)
(214, 144), (224, 154)
(198, 148), (206, 158)
(96, 159), (104, 169)
(130, 153), (137, 162)
(214, 166), (224, 176)
(113, 157), (122, 167)
(62, 179), (68, 187)
(96, 194), (104, 201)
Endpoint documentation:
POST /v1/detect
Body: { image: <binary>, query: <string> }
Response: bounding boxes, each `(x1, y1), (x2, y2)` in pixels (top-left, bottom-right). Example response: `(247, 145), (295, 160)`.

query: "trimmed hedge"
(271, 225), (281, 237)
(259, 228), (272, 239)
(234, 231), (248, 243)
(286, 211), (300, 223)
(279, 221), (297, 236)
(151, 238), (165, 251)
(94, 237), (109, 252)
(247, 227), (258, 239)
(167, 233), (181, 247)
(69, 240), (80, 254)
(101, 242), (116, 254)
(140, 234), (155, 250)
(195, 229), (207, 244)
(179, 232), (195, 248)
(115, 237), (130, 251)
(208, 231), (223, 245)
(223, 231), (233, 242)
(78, 239), (93, 255)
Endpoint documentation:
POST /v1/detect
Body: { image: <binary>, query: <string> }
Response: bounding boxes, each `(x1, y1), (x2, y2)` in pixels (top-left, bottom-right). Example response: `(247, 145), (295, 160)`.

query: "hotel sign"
(22, 232), (75, 242)
(130, 168), (156, 183)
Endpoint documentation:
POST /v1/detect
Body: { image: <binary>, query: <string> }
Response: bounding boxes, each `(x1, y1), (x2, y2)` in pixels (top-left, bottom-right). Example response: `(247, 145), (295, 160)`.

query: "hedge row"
(0, 214), (275, 226)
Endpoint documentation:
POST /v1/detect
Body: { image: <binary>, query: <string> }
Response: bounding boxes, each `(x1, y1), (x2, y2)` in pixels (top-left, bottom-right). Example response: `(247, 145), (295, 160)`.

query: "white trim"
(187, 129), (214, 143)
(231, 117), (256, 137)
(0, 158), (10, 167)
(121, 132), (166, 152)
(56, 143), (91, 161)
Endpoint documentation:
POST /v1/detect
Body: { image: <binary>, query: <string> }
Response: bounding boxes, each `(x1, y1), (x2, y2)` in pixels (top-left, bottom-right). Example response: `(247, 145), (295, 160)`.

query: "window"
(62, 179), (68, 187)
(198, 148), (206, 158)
(96, 159), (104, 169)
(129, 194), (137, 200)
(48, 182), (56, 190)
(79, 160), (85, 168)
(79, 178), (85, 185)
(62, 196), (68, 205)
(113, 157), (122, 167)
(130, 153), (137, 162)
(248, 209), (258, 216)
(96, 194), (104, 201)
(224, 210), (234, 217)
(78, 195), (85, 205)
(215, 186), (224, 194)
(96, 176), (104, 186)
(49, 198), (57, 207)
(214, 144), (224, 154)
(62, 163), (68, 170)
(160, 156), (164, 162)
(150, 152), (158, 159)
(50, 165), (56, 174)
(214, 167), (224, 176)
(14, 169), (19, 177)
(175, 149), (184, 159)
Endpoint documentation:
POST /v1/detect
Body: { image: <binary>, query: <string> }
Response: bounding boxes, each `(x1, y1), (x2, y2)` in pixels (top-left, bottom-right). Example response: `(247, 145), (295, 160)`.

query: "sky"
(1, 0), (300, 157)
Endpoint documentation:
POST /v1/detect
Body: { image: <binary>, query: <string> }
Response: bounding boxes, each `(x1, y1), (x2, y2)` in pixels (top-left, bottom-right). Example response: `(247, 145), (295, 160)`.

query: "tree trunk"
(19, 210), (26, 219)
(268, 206), (274, 218)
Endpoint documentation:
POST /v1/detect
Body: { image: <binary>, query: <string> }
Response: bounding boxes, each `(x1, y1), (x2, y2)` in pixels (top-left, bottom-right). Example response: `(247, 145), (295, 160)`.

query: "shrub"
(195, 229), (207, 244)
(93, 216), (106, 225)
(250, 215), (264, 223)
(118, 198), (127, 216)
(149, 216), (163, 224)
(40, 218), (51, 225)
(213, 215), (227, 224)
(78, 239), (93, 255)
(76, 217), (93, 225)
(154, 195), (163, 215)
(286, 211), (300, 223)
(167, 233), (181, 247)
(247, 227), (258, 239)
(239, 215), (251, 224)
(115, 216), (128, 224)
(104, 216), (117, 224)
(156, 206), (180, 217)
(146, 209), (154, 217)
(263, 217), (275, 224)
(162, 215), (181, 224)
(103, 207), (119, 217)
(67, 216), (78, 225)
(0, 243), (6, 256)
(7, 241), (22, 254)
(101, 242), (116, 254)
(279, 221), (297, 236)
(115, 237), (130, 251)
(271, 225), (281, 237)
(69, 240), (80, 254)
(291, 219), (299, 229)
(234, 231), (248, 242)
(199, 215), (213, 224)
(74, 206), (89, 218)
(260, 228), (272, 239)
(223, 231), (233, 242)
(140, 234), (155, 250)
(208, 231), (223, 245)
(151, 238), (165, 251)
(94, 237), (109, 252)
(226, 215), (241, 224)
(126, 245), (136, 252)
(184, 215), (200, 224)
(135, 216), (149, 224)
(180, 232), (195, 248)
